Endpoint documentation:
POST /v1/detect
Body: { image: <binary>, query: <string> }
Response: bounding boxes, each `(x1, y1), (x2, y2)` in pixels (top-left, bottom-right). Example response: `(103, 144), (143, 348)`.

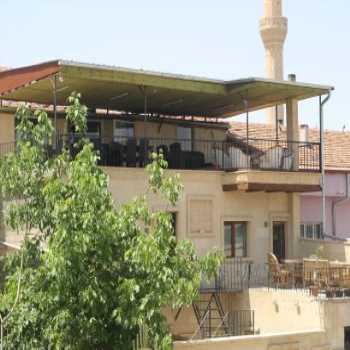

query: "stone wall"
(173, 330), (330, 350)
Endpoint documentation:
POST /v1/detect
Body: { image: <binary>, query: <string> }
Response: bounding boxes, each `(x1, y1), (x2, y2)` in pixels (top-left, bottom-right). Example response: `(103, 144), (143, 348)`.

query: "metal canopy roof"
(0, 60), (334, 118)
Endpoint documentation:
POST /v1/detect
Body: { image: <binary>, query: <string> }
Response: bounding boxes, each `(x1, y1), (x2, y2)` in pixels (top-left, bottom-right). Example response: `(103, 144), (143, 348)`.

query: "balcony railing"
(200, 258), (350, 299)
(57, 134), (321, 172)
(0, 136), (320, 173)
(0, 142), (16, 158)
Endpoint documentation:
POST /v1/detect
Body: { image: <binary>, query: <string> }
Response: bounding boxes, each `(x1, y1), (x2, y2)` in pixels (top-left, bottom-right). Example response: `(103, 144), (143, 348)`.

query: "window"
(113, 121), (134, 142)
(224, 222), (247, 258)
(306, 224), (314, 239)
(314, 224), (322, 240)
(300, 223), (323, 240)
(170, 212), (177, 238)
(176, 126), (192, 151)
(86, 121), (101, 138)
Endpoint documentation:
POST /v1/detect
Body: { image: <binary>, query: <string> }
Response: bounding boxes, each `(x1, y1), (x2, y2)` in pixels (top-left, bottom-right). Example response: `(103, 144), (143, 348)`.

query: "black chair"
(126, 138), (137, 167)
(169, 143), (182, 169)
(100, 143), (110, 166)
(110, 142), (123, 166)
(191, 151), (205, 169)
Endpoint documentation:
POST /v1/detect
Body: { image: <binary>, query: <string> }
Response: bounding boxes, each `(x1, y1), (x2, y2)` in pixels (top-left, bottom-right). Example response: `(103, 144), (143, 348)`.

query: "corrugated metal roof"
(0, 60), (334, 118)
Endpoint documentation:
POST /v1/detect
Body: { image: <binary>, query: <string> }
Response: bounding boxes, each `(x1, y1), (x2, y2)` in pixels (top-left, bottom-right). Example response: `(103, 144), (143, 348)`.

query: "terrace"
(176, 255), (350, 341)
(0, 60), (333, 192)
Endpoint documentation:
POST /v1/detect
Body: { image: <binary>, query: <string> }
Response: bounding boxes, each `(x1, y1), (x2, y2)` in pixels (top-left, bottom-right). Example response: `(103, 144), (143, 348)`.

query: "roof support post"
(320, 92), (331, 237)
(286, 98), (299, 170)
(139, 86), (148, 138)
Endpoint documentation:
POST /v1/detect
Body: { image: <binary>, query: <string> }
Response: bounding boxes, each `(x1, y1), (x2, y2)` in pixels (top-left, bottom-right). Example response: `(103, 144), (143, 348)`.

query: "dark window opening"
(345, 326), (350, 350)
(114, 121), (134, 142)
(170, 212), (177, 239)
(224, 222), (247, 258)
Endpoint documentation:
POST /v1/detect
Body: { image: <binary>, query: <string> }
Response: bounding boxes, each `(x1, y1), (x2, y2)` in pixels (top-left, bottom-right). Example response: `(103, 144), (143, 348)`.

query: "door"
(345, 326), (350, 350)
(273, 222), (286, 261)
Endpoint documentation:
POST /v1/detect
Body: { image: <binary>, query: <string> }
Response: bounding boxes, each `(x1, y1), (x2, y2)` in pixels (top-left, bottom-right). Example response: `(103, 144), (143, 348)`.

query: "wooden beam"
(223, 182), (321, 193)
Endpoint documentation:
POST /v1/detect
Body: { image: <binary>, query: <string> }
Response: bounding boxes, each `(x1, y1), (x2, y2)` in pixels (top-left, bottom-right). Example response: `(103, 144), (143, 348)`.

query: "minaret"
(259, 0), (288, 125)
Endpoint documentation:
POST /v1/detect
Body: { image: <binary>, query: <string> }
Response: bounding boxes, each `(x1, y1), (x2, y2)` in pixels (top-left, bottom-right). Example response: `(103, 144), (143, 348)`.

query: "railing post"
(222, 141), (224, 170)
(209, 298), (212, 338)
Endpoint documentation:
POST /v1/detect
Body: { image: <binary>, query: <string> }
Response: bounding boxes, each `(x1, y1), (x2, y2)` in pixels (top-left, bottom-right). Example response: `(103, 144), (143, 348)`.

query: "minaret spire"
(259, 0), (288, 125)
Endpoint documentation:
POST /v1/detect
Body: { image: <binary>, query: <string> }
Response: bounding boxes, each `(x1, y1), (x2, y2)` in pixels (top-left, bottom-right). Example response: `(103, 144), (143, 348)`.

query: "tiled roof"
(229, 121), (350, 171)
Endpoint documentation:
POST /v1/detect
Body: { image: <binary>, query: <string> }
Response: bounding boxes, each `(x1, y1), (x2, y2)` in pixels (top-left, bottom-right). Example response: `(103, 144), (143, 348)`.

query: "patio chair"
(303, 258), (329, 289)
(267, 253), (290, 288)
(341, 268), (350, 289)
(281, 148), (293, 170)
(126, 138), (137, 167)
(331, 264), (350, 289)
(169, 142), (182, 169)
(227, 146), (250, 169)
(110, 142), (123, 166)
(100, 143), (110, 165)
(259, 145), (292, 170)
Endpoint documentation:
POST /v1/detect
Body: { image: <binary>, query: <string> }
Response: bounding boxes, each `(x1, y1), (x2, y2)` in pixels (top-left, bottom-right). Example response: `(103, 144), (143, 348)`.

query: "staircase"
(192, 293), (229, 339)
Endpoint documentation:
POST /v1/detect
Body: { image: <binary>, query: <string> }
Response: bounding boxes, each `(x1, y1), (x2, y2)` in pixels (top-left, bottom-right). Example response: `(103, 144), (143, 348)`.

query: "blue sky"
(1, 0), (348, 129)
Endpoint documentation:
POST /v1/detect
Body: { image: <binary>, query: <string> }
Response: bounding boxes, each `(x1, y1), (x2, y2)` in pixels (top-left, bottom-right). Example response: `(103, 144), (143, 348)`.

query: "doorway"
(345, 326), (350, 350)
(273, 221), (286, 261)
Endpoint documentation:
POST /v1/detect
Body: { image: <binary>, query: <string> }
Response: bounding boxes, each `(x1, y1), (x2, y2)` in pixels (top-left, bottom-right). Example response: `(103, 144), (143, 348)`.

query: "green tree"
(0, 93), (222, 349)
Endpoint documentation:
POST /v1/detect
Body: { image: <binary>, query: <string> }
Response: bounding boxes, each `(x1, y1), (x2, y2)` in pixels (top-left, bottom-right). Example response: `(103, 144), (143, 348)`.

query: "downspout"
(320, 92), (331, 237)
(332, 174), (350, 237)
(243, 99), (249, 168)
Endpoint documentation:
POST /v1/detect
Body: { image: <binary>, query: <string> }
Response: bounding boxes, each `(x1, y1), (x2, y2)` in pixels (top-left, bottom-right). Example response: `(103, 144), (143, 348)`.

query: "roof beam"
(60, 65), (227, 96)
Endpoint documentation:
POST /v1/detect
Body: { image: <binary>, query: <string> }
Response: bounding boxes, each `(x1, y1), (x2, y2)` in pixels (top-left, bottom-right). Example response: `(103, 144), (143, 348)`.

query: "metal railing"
(0, 136), (320, 173)
(195, 309), (255, 339)
(200, 259), (252, 292)
(201, 259), (350, 298)
(133, 325), (153, 350)
(57, 134), (321, 172)
(0, 142), (15, 158)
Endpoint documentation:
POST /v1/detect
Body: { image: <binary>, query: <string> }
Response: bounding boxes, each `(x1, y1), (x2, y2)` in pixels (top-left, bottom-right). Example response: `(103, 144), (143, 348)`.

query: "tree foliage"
(0, 93), (222, 349)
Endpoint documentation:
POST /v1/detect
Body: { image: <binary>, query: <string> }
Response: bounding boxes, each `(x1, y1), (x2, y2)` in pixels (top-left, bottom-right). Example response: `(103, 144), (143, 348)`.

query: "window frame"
(300, 222), (322, 240)
(86, 120), (101, 139)
(224, 221), (247, 258)
(113, 120), (135, 141)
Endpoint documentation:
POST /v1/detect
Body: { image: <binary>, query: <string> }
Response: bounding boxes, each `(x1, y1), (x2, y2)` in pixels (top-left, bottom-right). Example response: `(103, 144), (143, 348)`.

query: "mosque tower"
(259, 0), (288, 125)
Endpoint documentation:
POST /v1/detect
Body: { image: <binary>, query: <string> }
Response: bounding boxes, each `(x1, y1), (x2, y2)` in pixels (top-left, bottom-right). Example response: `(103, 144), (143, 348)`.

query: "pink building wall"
(300, 172), (350, 239)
